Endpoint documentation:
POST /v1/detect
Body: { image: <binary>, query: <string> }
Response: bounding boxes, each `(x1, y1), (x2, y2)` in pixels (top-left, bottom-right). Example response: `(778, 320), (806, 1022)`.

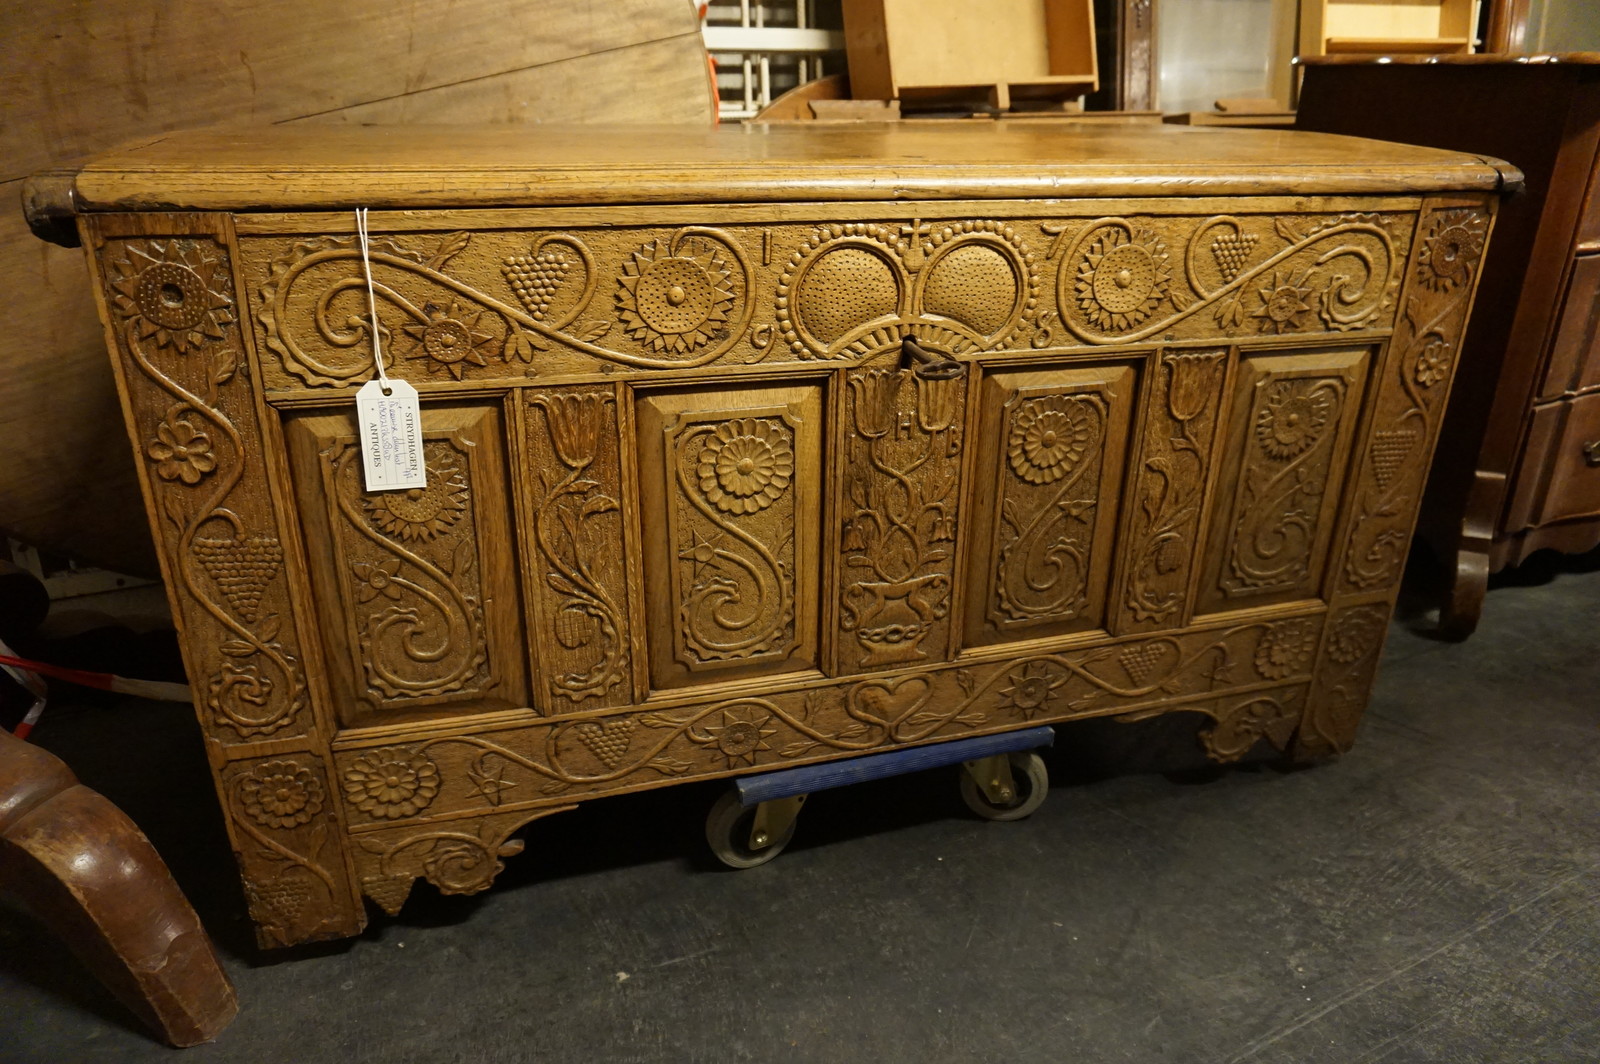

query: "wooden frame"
(1299, 0), (1477, 58)
(843, 0), (1099, 110)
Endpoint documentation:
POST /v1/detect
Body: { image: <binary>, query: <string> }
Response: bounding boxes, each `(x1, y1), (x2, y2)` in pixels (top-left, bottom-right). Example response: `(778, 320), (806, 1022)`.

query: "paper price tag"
(355, 379), (426, 491)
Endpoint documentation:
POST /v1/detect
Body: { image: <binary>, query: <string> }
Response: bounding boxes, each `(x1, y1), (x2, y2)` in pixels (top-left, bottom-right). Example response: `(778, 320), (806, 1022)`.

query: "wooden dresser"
(1297, 55), (1600, 636)
(26, 125), (1509, 947)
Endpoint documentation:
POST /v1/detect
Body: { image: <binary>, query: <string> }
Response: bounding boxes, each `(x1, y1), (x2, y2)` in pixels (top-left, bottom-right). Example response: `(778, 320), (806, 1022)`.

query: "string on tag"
(355, 207), (391, 395)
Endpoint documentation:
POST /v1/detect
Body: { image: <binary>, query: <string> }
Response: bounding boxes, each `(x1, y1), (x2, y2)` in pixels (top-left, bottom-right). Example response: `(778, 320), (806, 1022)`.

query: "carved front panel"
(1196, 346), (1372, 616)
(239, 209), (1407, 392)
(523, 387), (633, 710)
(964, 362), (1138, 647)
(284, 403), (527, 725)
(635, 382), (825, 690)
(1113, 347), (1229, 633)
(836, 365), (966, 672)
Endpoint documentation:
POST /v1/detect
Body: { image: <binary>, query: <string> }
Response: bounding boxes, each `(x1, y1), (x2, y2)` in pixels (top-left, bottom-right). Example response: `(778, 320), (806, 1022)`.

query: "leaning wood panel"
(0, 0), (710, 572)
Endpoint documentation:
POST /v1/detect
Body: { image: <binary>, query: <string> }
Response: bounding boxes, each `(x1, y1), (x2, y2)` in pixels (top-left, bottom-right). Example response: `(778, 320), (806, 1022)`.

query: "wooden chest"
(27, 124), (1511, 947)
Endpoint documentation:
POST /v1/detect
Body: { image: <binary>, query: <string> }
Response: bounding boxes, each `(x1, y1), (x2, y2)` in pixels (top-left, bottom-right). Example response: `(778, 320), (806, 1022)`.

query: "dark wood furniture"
(27, 123), (1508, 946)
(1298, 54), (1600, 636)
(1, 729), (237, 1046)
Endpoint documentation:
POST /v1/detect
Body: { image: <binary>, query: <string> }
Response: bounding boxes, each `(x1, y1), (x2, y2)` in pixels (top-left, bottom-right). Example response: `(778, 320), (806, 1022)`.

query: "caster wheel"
(960, 751), (1049, 822)
(705, 791), (796, 869)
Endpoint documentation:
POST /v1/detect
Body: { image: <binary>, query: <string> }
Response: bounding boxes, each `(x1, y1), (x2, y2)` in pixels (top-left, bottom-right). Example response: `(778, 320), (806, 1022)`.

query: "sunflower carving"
(1416, 209), (1486, 293)
(617, 238), (735, 354)
(107, 239), (235, 354)
(363, 449), (469, 541)
(1254, 383), (1333, 461)
(696, 418), (794, 514)
(1253, 269), (1315, 334)
(400, 301), (496, 380)
(1074, 227), (1171, 332)
(699, 706), (778, 768)
(1007, 395), (1098, 485)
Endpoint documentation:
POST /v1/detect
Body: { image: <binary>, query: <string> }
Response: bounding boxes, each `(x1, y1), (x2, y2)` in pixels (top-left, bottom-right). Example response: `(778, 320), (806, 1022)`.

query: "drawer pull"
(1584, 438), (1600, 467)
(900, 336), (965, 380)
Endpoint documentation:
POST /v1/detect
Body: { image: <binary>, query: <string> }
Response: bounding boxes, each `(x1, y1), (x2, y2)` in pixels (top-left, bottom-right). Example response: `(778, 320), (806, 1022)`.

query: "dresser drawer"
(1539, 253), (1600, 400)
(1514, 391), (1600, 527)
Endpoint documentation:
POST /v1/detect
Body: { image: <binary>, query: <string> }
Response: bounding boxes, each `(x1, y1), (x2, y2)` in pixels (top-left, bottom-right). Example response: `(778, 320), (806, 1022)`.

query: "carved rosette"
(838, 366), (966, 671)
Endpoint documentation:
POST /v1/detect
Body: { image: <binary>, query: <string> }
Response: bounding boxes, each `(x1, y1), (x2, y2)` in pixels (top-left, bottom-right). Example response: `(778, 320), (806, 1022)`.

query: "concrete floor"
(4, 549), (1597, 1063)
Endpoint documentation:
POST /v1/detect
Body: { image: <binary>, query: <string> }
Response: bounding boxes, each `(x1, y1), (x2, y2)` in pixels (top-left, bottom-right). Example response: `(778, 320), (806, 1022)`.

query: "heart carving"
(846, 675), (934, 730)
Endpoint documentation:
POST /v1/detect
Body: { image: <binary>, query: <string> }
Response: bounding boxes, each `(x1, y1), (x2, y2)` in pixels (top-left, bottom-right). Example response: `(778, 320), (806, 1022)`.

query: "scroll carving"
(992, 392), (1107, 626)
(837, 367), (965, 670)
(254, 226), (755, 386)
(353, 805), (576, 916)
(332, 616), (1322, 821)
(671, 413), (798, 665)
(330, 439), (490, 706)
(1118, 349), (1227, 630)
(1223, 376), (1349, 595)
(102, 237), (308, 740)
(1057, 213), (1400, 345)
(526, 390), (631, 707)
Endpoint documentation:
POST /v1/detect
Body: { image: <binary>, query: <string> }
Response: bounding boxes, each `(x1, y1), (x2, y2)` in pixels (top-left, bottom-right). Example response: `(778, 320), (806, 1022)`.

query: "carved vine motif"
(839, 368), (965, 669)
(226, 758), (341, 946)
(256, 227), (755, 386)
(334, 618), (1320, 819)
(1058, 214), (1397, 344)
(329, 442), (489, 704)
(670, 414), (798, 666)
(1223, 377), (1347, 595)
(1344, 205), (1490, 592)
(527, 392), (629, 704)
(354, 806), (575, 916)
(104, 238), (306, 739)
(991, 392), (1107, 628)
(775, 219), (1039, 360)
(1121, 350), (1226, 627)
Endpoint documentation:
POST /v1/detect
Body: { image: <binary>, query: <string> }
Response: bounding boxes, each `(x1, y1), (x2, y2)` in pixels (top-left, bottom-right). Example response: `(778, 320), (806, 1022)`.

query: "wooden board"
(0, 0), (712, 575)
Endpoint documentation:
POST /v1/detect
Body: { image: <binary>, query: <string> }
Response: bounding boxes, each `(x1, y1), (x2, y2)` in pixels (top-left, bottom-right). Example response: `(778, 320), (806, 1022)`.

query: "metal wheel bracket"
(962, 755), (1017, 806)
(748, 794), (806, 851)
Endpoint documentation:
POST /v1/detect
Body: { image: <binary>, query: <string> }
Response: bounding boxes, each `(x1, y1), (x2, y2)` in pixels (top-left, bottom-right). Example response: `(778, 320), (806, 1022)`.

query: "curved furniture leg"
(0, 729), (238, 1046)
(1438, 547), (1489, 641)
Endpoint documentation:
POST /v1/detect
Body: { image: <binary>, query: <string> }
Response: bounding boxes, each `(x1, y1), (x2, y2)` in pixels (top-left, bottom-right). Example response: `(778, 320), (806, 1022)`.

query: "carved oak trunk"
(27, 125), (1513, 947)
